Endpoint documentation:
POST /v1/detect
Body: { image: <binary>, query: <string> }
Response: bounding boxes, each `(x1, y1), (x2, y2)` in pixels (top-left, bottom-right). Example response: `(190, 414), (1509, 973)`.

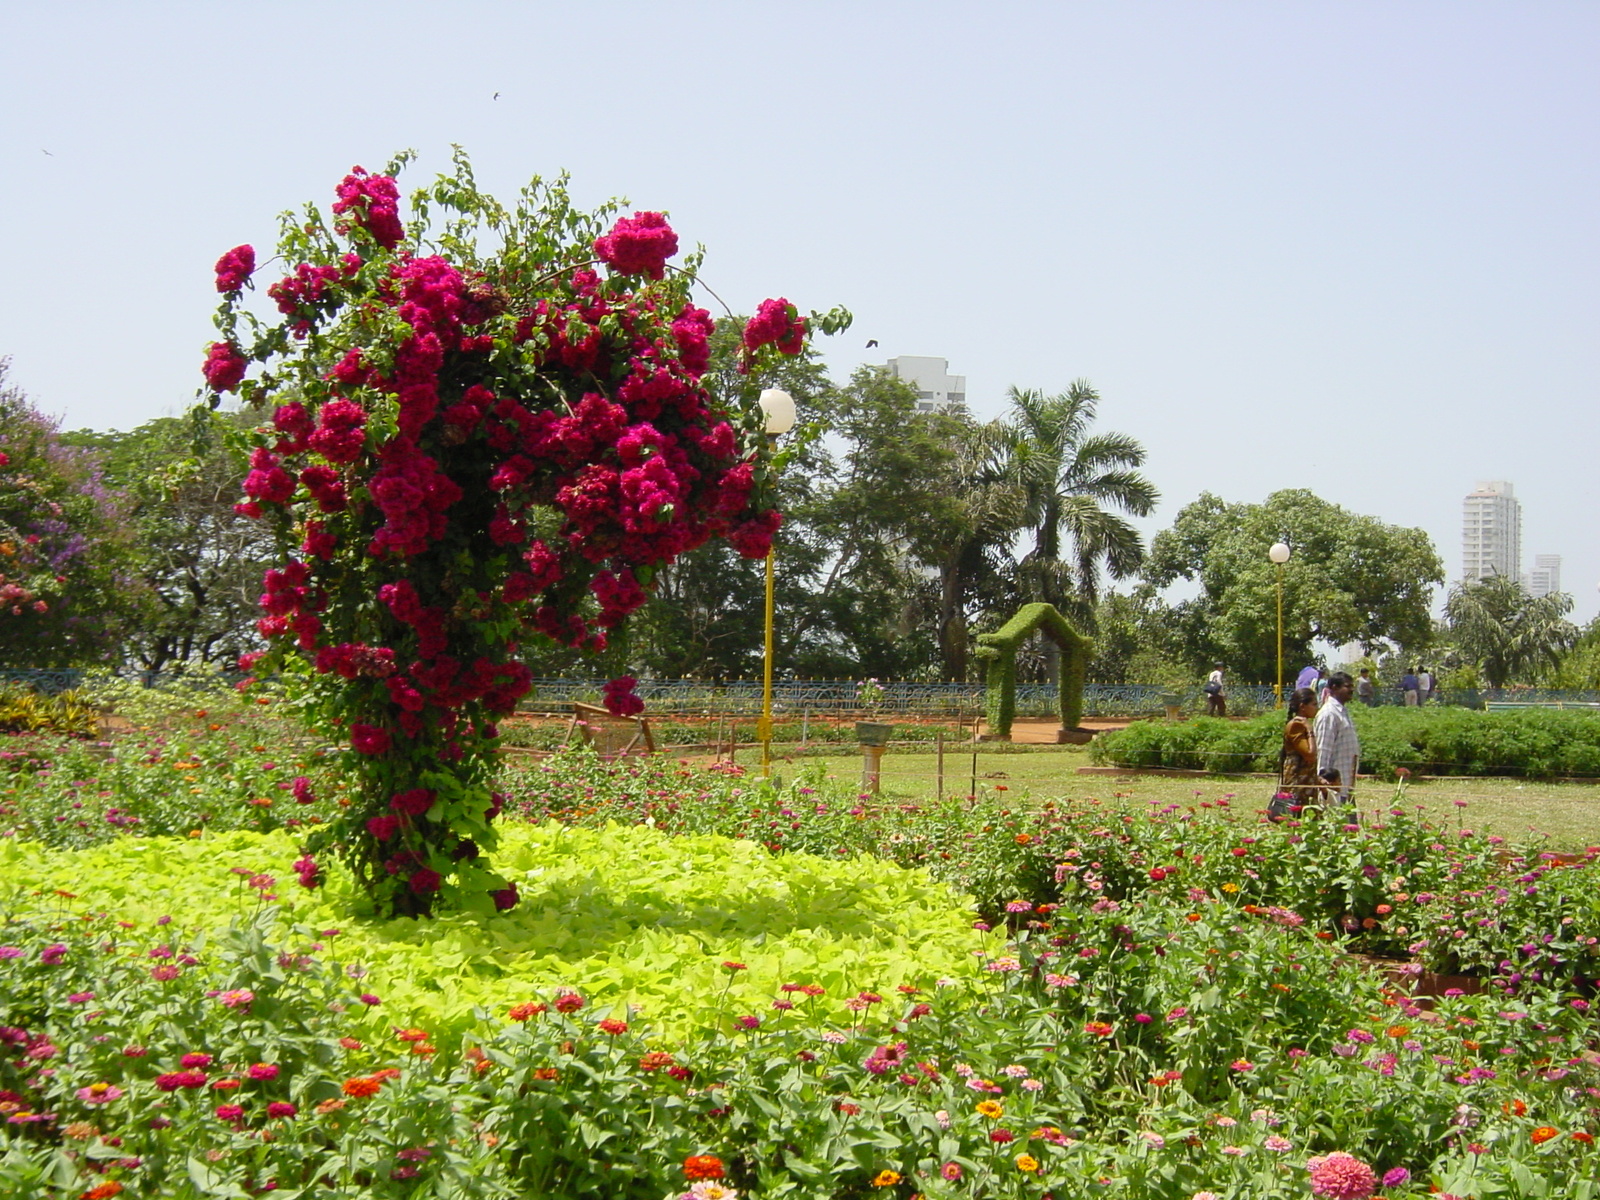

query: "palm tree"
(1443, 575), (1577, 688)
(931, 418), (1029, 681)
(1005, 382), (1159, 628)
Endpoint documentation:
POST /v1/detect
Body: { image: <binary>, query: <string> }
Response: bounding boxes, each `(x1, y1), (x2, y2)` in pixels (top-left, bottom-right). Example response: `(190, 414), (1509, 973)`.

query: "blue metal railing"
(4, 668), (1597, 717)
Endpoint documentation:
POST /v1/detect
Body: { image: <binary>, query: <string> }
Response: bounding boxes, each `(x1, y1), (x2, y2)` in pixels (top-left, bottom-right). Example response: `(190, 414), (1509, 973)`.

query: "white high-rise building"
(1461, 481), (1522, 583)
(1528, 554), (1562, 598)
(885, 356), (966, 413)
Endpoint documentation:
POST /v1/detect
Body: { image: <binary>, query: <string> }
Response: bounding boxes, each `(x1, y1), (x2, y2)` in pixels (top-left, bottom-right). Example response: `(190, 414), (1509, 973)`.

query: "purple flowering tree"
(0, 361), (138, 667)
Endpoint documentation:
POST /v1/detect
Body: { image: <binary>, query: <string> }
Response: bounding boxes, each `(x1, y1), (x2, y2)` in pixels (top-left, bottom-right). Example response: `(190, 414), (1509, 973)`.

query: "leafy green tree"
(68, 410), (277, 674)
(1007, 382), (1158, 625)
(1540, 618), (1600, 690)
(0, 361), (139, 666)
(1443, 575), (1577, 688)
(1145, 489), (1443, 684)
(1083, 588), (1191, 686)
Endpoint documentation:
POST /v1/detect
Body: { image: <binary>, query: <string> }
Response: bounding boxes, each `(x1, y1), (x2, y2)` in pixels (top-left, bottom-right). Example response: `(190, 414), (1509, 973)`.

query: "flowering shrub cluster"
(203, 150), (838, 916)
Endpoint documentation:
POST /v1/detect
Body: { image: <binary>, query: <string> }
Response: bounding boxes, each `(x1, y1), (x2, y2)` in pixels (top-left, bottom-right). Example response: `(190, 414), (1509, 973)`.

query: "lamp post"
(1269, 542), (1291, 708)
(757, 388), (796, 777)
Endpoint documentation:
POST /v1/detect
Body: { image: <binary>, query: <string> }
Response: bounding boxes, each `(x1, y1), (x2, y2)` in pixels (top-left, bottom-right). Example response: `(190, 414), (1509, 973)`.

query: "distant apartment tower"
(1461, 481), (1522, 583)
(1528, 554), (1562, 598)
(886, 356), (966, 413)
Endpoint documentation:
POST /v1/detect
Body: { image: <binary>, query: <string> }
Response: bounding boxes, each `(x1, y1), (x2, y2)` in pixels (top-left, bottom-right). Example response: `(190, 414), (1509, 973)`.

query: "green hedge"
(1089, 705), (1600, 778)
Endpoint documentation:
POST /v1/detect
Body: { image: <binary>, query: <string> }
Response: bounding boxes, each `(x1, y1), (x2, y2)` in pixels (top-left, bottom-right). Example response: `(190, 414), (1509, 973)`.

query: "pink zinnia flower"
(266, 1101), (297, 1118)
(1307, 1151), (1377, 1199)
(76, 1082), (123, 1105)
(247, 1063), (279, 1081)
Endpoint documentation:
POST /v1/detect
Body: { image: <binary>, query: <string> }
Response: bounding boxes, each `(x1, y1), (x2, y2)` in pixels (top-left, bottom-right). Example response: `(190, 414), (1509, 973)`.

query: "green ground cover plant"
(1090, 706), (1600, 779)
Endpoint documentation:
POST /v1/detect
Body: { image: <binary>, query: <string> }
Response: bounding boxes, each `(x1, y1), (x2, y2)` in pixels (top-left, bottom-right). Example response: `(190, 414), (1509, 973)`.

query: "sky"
(2, 1), (1596, 621)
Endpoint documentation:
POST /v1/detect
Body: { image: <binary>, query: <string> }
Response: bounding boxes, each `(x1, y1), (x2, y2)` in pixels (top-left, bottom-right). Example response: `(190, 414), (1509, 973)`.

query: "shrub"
(1091, 706), (1600, 779)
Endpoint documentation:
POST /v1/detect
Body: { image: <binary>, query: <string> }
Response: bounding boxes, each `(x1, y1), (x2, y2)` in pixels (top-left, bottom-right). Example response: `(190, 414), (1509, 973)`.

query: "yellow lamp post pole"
(761, 546), (777, 776)
(757, 389), (796, 778)
(1269, 542), (1291, 708)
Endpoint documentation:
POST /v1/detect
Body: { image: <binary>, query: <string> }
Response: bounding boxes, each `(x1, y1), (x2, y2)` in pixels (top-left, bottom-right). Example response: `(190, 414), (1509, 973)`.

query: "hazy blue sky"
(3, 2), (1596, 620)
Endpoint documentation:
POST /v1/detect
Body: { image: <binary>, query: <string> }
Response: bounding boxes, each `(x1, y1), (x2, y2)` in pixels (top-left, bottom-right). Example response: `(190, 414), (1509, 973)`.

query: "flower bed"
(6, 736), (1600, 1196)
(4, 820), (1598, 1197)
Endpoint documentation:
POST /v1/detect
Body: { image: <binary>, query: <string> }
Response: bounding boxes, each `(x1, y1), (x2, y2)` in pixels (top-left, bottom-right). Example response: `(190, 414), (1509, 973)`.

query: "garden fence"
(5, 668), (1597, 719)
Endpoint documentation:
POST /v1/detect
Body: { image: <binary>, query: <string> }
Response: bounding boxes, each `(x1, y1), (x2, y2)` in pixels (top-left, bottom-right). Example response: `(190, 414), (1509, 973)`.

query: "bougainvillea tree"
(0, 361), (136, 666)
(206, 151), (844, 916)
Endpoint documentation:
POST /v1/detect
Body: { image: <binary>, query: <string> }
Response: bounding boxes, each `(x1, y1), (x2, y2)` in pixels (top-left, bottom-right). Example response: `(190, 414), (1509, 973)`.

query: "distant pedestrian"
(1204, 664), (1226, 717)
(1295, 664), (1322, 692)
(1315, 671), (1361, 805)
(1356, 668), (1377, 707)
(1401, 667), (1420, 706)
(1417, 667), (1435, 703)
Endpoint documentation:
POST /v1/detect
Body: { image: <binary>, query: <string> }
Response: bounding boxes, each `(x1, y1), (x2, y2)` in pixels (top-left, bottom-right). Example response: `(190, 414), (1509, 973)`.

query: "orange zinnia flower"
(976, 1100), (1004, 1119)
(871, 1170), (902, 1187)
(341, 1076), (383, 1098)
(683, 1155), (724, 1180)
(1015, 1153), (1040, 1173)
(80, 1184), (123, 1200)
(1531, 1126), (1560, 1144)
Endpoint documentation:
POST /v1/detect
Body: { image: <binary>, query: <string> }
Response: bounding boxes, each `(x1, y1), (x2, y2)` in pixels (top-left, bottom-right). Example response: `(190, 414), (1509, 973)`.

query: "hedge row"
(1088, 704), (1600, 778)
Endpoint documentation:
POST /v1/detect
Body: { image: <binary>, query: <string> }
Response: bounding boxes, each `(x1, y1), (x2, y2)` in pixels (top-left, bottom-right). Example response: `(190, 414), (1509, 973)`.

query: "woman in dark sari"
(1269, 686), (1323, 820)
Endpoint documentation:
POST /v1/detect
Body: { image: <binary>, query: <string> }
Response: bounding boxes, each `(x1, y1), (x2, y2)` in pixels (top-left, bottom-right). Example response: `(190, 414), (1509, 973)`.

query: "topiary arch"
(973, 603), (1094, 741)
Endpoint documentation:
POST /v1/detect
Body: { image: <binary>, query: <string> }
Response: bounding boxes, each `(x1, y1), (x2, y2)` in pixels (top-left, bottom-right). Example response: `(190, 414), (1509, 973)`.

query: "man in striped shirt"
(1314, 671), (1361, 806)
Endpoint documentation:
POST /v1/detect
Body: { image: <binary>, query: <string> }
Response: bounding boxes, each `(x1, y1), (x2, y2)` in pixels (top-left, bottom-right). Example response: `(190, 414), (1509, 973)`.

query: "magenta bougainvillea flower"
(593, 211), (679, 280)
(202, 342), (247, 393)
(214, 244), (256, 292)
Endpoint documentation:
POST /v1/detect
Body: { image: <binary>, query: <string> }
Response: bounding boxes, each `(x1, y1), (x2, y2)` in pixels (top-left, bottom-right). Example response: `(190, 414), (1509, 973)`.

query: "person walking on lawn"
(1315, 671), (1361, 806)
(1204, 663), (1226, 717)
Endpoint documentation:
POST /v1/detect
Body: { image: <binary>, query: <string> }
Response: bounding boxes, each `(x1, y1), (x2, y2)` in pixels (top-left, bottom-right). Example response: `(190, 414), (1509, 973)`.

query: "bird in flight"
(493, 92), (501, 100)
(41, 148), (53, 156)
(865, 339), (878, 348)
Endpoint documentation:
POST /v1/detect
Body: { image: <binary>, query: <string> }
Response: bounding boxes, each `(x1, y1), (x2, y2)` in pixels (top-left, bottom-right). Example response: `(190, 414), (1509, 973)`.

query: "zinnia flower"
(1307, 1151), (1378, 1199)
(870, 1170), (901, 1187)
(342, 1076), (383, 1098)
(683, 1155), (724, 1181)
(1530, 1126), (1560, 1144)
(76, 1083), (123, 1105)
(1015, 1153), (1040, 1172)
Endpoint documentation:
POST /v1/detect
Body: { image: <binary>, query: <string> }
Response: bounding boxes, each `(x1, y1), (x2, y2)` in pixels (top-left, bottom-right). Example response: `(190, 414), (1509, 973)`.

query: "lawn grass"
(749, 743), (1600, 850)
